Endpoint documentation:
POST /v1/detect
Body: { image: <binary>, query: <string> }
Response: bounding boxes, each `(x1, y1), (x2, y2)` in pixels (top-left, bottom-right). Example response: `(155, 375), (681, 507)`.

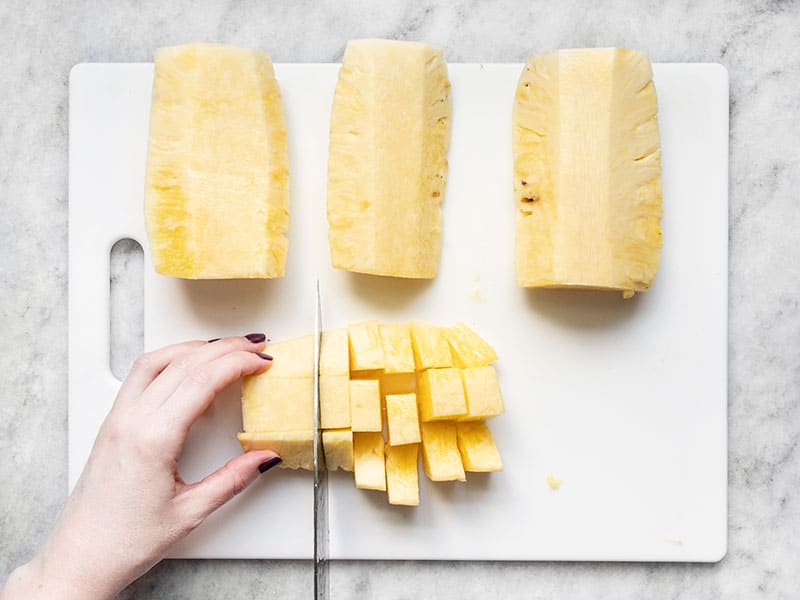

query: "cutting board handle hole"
(110, 238), (144, 381)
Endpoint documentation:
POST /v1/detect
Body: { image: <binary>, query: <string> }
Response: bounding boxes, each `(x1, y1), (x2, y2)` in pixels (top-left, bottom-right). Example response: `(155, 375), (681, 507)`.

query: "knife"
(312, 280), (330, 599)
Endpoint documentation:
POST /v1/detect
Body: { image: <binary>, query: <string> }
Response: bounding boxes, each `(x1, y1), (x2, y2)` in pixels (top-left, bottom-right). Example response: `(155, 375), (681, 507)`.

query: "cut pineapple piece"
(257, 335), (314, 378)
(242, 377), (313, 432)
(445, 323), (498, 368)
(320, 329), (349, 376)
(349, 379), (382, 432)
(322, 428), (354, 472)
(410, 322), (453, 369)
(380, 323), (416, 374)
(385, 393), (421, 446)
(385, 444), (420, 506)
(513, 48), (662, 297)
(320, 374), (351, 429)
(327, 39), (451, 278)
(456, 421), (503, 472)
(348, 321), (385, 371)
(420, 421), (466, 482)
(459, 366), (505, 420)
(237, 431), (312, 470)
(416, 368), (467, 422)
(353, 432), (387, 491)
(145, 43), (289, 279)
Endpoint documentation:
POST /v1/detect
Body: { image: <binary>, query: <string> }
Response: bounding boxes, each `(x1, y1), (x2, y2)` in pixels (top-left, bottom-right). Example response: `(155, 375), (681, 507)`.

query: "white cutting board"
(68, 62), (728, 561)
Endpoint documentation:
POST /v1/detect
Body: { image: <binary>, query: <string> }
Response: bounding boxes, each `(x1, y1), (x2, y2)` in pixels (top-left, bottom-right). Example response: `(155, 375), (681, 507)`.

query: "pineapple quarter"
(416, 368), (467, 421)
(242, 377), (313, 431)
(348, 321), (385, 371)
(349, 379), (382, 432)
(323, 429), (354, 472)
(410, 322), (453, 369)
(445, 323), (498, 368)
(456, 421), (503, 472)
(385, 393), (421, 446)
(420, 421), (466, 482)
(459, 366), (505, 420)
(237, 431), (313, 470)
(327, 39), (451, 278)
(385, 444), (420, 506)
(380, 323), (416, 374)
(513, 48), (662, 297)
(145, 43), (289, 279)
(353, 432), (387, 491)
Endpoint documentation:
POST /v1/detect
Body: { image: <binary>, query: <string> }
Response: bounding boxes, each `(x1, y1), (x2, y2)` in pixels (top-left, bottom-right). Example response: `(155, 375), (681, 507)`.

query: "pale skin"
(1, 335), (279, 599)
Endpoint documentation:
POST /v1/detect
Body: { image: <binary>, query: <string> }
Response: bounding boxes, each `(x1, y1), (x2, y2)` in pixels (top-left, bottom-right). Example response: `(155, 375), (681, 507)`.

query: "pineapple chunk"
(420, 421), (465, 482)
(513, 48), (662, 297)
(353, 432), (387, 491)
(349, 379), (382, 432)
(145, 43), (289, 279)
(322, 429), (354, 472)
(459, 366), (505, 420)
(348, 321), (385, 371)
(445, 323), (498, 368)
(320, 374), (351, 429)
(410, 322), (453, 369)
(385, 444), (420, 506)
(385, 393), (421, 446)
(380, 323), (416, 374)
(456, 422), (503, 472)
(242, 377), (313, 431)
(257, 335), (314, 378)
(237, 431), (313, 470)
(327, 39), (451, 278)
(416, 368), (467, 421)
(320, 329), (349, 376)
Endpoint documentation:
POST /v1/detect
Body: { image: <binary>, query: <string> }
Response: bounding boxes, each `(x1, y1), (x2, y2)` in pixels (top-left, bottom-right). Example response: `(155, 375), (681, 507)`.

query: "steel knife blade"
(312, 280), (329, 599)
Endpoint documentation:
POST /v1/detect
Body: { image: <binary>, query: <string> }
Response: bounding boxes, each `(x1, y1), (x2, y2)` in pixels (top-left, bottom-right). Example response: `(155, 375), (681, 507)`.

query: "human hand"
(2, 335), (279, 600)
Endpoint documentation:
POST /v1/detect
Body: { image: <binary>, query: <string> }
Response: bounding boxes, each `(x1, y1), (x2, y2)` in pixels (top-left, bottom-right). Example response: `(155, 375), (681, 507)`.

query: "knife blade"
(312, 280), (329, 599)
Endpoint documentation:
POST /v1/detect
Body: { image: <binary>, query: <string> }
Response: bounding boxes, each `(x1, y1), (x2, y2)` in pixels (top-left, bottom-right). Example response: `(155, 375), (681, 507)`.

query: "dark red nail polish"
(208, 338), (221, 343)
(258, 457), (282, 473)
(256, 352), (273, 361)
(245, 333), (266, 343)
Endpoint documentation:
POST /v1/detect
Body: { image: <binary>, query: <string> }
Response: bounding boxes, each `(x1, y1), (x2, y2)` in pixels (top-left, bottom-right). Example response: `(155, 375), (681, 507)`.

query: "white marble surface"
(1, 0), (798, 598)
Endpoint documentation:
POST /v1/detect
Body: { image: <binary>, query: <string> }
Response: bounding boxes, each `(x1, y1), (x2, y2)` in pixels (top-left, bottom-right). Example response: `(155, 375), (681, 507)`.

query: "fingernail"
(245, 333), (266, 343)
(258, 457), (282, 473)
(256, 352), (273, 361)
(208, 338), (221, 343)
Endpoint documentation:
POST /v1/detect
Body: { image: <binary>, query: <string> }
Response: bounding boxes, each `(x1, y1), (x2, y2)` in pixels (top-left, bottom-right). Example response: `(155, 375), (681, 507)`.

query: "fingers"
(117, 340), (207, 403)
(142, 334), (269, 405)
(178, 451), (281, 523)
(164, 349), (273, 430)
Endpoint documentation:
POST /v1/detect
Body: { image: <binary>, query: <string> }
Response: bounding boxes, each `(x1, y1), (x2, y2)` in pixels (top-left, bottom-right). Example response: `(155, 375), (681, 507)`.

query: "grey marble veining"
(1, 0), (799, 598)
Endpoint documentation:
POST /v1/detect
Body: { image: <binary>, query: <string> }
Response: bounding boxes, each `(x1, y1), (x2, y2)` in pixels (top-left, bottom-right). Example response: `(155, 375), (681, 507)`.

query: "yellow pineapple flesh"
(145, 43), (289, 279)
(420, 421), (466, 482)
(513, 48), (662, 297)
(385, 443), (420, 506)
(237, 431), (313, 470)
(385, 393), (421, 446)
(327, 39), (451, 278)
(456, 421), (503, 472)
(353, 432), (387, 491)
(322, 429), (354, 472)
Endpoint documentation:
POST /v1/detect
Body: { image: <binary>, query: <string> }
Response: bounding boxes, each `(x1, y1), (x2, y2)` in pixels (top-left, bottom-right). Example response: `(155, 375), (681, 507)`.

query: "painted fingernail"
(256, 352), (273, 361)
(258, 457), (282, 473)
(208, 338), (221, 343)
(245, 333), (266, 343)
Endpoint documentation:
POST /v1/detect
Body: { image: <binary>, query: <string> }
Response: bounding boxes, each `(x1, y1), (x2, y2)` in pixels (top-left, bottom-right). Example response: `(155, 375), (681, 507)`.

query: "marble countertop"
(1, 0), (798, 598)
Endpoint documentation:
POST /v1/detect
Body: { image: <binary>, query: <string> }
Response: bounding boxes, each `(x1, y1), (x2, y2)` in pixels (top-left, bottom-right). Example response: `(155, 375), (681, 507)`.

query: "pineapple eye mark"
(521, 195), (538, 204)
(520, 180), (527, 186)
(432, 191), (440, 198)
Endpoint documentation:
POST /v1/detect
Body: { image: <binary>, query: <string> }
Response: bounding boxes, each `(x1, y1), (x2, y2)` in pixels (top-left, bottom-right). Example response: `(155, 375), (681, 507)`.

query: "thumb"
(179, 451), (281, 522)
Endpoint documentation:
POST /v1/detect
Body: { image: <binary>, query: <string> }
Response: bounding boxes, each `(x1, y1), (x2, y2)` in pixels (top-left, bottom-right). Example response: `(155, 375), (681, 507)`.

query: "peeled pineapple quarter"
(145, 43), (290, 279)
(513, 48), (662, 298)
(327, 39), (451, 278)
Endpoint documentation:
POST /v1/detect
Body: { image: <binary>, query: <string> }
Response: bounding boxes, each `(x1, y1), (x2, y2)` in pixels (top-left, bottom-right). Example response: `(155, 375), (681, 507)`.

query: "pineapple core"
(145, 43), (289, 279)
(513, 48), (662, 297)
(327, 39), (451, 278)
